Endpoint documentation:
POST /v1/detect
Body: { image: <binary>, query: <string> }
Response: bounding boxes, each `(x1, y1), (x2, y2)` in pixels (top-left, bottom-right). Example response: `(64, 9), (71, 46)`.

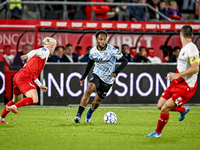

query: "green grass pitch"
(0, 105), (200, 150)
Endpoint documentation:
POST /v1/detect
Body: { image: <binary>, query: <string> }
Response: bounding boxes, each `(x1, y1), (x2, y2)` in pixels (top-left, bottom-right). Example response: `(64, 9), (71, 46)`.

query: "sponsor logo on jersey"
(175, 97), (183, 107)
(94, 58), (109, 63)
(42, 48), (47, 51)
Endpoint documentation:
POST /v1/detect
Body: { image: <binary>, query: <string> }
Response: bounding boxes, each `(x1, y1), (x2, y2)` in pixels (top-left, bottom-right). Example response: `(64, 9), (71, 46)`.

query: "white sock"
(0, 117), (5, 121)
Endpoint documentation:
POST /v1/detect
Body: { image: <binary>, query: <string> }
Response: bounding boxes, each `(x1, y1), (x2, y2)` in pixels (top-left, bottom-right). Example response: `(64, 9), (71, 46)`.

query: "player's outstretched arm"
(40, 85), (49, 92)
(112, 56), (128, 77)
(80, 58), (94, 86)
(21, 55), (28, 60)
(34, 78), (48, 92)
(26, 50), (38, 59)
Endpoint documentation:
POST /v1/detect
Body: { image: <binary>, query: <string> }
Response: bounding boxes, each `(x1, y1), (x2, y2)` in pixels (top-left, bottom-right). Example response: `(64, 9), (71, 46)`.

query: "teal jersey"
(89, 44), (123, 84)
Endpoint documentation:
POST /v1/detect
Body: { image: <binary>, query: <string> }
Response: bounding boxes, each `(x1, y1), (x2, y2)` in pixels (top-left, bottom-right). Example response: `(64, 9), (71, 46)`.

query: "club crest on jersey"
(182, 52), (185, 56)
(42, 48), (47, 51)
(191, 56), (196, 62)
(117, 50), (121, 55)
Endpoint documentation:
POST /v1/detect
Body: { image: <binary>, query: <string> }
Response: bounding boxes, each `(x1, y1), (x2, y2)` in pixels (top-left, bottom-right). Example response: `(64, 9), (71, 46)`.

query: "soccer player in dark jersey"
(74, 30), (128, 123)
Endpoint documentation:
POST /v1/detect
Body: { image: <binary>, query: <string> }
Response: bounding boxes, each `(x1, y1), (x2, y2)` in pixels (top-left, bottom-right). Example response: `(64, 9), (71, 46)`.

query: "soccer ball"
(104, 112), (117, 124)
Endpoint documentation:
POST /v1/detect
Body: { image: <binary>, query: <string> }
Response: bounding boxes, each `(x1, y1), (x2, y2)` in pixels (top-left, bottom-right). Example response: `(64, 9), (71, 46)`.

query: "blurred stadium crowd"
(0, 0), (198, 21)
(2, 42), (181, 72)
(0, 0), (199, 71)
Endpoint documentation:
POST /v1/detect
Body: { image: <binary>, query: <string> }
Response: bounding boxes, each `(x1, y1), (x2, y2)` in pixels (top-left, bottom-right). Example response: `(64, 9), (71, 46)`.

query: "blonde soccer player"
(0, 37), (57, 124)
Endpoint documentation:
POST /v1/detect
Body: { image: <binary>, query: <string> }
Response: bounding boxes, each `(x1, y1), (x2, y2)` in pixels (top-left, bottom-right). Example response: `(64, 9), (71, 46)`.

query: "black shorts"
(89, 74), (112, 99)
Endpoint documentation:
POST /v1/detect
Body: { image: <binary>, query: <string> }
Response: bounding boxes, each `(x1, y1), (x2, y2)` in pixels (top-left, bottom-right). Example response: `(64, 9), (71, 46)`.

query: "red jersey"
(20, 47), (50, 80)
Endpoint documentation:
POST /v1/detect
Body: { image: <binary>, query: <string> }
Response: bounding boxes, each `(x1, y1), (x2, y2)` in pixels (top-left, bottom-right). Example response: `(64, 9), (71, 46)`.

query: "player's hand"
(40, 85), (49, 92)
(80, 79), (85, 86)
(21, 55), (28, 60)
(166, 72), (180, 81)
(110, 73), (117, 78)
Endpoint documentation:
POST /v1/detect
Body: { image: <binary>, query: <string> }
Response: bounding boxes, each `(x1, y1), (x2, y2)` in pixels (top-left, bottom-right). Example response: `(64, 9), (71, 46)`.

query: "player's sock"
(171, 106), (185, 113)
(1, 101), (15, 118)
(88, 107), (95, 114)
(77, 105), (85, 116)
(155, 113), (169, 134)
(14, 97), (33, 108)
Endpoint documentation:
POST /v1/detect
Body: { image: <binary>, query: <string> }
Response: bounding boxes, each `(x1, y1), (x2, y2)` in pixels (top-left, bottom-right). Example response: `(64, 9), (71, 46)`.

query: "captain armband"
(189, 56), (199, 64)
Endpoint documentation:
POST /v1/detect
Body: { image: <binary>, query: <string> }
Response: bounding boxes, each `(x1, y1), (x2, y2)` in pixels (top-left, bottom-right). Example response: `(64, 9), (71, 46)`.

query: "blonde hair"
(43, 37), (57, 45)
(170, 0), (177, 6)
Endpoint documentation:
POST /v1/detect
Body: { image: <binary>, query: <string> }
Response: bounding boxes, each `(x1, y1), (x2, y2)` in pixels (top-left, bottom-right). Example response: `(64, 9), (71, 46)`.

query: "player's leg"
(145, 98), (176, 137)
(85, 95), (102, 122)
(6, 89), (38, 114)
(85, 81), (111, 122)
(0, 94), (22, 124)
(74, 82), (96, 123)
(157, 97), (167, 110)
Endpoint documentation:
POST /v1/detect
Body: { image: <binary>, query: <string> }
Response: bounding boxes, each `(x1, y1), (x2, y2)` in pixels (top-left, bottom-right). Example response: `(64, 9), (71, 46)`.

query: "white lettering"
(0, 71), (5, 94)
(131, 24), (142, 29)
(130, 73), (134, 96)
(56, 22), (67, 27)
(71, 22), (83, 27)
(136, 72), (153, 96)
(161, 24), (171, 29)
(66, 72), (82, 97)
(48, 73), (64, 97)
(191, 25), (200, 30)
(86, 23), (97, 28)
(146, 24), (157, 29)
(102, 23), (113, 28)
(117, 23), (128, 28)
(40, 21), (52, 26)
(114, 73), (128, 97)
(155, 73), (167, 96)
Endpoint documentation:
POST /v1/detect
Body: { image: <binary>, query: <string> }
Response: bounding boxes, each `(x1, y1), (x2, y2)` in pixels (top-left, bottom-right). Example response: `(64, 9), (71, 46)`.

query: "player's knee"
(94, 99), (102, 105)
(157, 104), (162, 110)
(32, 98), (38, 104)
(86, 86), (95, 94)
(29, 96), (38, 103)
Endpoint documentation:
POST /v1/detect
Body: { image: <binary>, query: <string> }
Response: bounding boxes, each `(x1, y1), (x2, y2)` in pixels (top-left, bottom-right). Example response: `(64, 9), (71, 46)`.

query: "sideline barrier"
(41, 63), (200, 105)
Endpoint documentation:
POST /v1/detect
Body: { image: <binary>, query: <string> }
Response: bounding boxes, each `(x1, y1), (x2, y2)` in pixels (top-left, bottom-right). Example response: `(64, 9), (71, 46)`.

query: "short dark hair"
(23, 43), (31, 48)
(122, 44), (129, 48)
(181, 25), (193, 39)
(173, 46), (181, 52)
(65, 44), (72, 48)
(86, 46), (92, 52)
(139, 46), (147, 51)
(95, 30), (107, 38)
(55, 46), (64, 51)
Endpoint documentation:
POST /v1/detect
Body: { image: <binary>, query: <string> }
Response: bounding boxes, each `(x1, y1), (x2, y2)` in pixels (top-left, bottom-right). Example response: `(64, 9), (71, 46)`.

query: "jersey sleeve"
(111, 46), (123, 60)
(89, 50), (94, 60)
(187, 45), (199, 65)
(26, 50), (38, 59)
(36, 47), (50, 59)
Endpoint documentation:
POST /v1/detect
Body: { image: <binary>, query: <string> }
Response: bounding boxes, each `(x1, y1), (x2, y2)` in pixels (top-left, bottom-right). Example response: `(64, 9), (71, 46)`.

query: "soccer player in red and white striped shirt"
(0, 37), (57, 124)
(145, 25), (199, 137)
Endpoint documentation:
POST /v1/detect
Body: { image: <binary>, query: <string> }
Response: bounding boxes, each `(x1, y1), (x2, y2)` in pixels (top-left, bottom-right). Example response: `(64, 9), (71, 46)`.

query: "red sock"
(15, 97), (33, 108)
(171, 106), (185, 113)
(1, 101), (15, 118)
(155, 113), (169, 134)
